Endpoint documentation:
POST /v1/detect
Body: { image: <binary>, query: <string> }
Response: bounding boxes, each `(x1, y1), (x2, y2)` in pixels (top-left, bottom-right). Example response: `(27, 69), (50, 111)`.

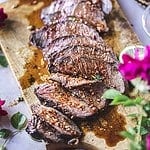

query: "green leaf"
(0, 129), (11, 139)
(141, 117), (150, 127)
(110, 95), (129, 105)
(120, 130), (135, 141)
(139, 126), (149, 135)
(10, 112), (27, 130)
(143, 102), (150, 115)
(134, 126), (148, 136)
(123, 98), (142, 107)
(0, 145), (6, 150)
(130, 142), (142, 150)
(102, 89), (121, 100)
(92, 74), (102, 81)
(128, 127), (137, 135)
(127, 113), (139, 118)
(135, 97), (143, 105)
(111, 97), (142, 106)
(0, 55), (8, 67)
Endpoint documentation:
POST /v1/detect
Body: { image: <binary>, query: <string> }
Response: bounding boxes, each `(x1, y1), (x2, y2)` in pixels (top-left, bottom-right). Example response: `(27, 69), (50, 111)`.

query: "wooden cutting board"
(0, 0), (143, 149)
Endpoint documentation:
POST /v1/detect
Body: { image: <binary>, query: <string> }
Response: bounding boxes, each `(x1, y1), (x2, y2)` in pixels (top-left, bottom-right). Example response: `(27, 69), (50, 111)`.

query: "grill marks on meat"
(49, 73), (99, 89)
(31, 104), (82, 137)
(30, 17), (101, 49)
(42, 35), (117, 64)
(26, 105), (82, 144)
(26, 114), (65, 143)
(34, 81), (98, 118)
(48, 45), (124, 92)
(70, 82), (107, 110)
(41, 0), (108, 32)
(74, 1), (108, 32)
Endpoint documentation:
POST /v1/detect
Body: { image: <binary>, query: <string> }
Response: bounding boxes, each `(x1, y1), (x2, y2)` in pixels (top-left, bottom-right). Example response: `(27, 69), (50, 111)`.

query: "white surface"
(118, 0), (150, 45)
(0, 67), (46, 150)
(0, 0), (150, 150)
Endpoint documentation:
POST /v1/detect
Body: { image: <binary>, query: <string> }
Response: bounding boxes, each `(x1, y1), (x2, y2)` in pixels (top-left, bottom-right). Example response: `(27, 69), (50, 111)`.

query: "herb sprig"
(103, 89), (150, 150)
(0, 55), (8, 67)
(0, 112), (27, 150)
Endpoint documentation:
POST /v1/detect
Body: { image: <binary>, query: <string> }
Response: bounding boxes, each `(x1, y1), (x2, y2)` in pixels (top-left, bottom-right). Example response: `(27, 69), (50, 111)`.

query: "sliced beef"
(43, 35), (117, 64)
(70, 82), (107, 111)
(26, 114), (65, 143)
(26, 104), (82, 144)
(48, 75), (106, 111)
(73, 1), (108, 32)
(48, 45), (125, 92)
(34, 81), (98, 118)
(41, 0), (108, 32)
(30, 17), (101, 49)
(49, 73), (99, 89)
(31, 104), (82, 137)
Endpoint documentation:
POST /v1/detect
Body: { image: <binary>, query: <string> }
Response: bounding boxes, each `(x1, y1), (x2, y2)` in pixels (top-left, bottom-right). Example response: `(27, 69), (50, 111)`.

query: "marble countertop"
(0, 0), (150, 150)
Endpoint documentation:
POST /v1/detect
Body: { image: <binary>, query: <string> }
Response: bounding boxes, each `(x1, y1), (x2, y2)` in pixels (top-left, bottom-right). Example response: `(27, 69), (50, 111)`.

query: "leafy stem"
(0, 55), (8, 67)
(136, 106), (143, 144)
(2, 131), (20, 148)
(102, 89), (150, 150)
(0, 112), (27, 150)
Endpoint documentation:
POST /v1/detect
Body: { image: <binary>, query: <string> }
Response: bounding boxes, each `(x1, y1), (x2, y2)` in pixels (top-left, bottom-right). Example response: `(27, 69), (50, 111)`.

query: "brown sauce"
(81, 106), (126, 147)
(18, 0), (51, 89)
(46, 143), (98, 150)
(19, 46), (49, 90)
(18, 0), (52, 28)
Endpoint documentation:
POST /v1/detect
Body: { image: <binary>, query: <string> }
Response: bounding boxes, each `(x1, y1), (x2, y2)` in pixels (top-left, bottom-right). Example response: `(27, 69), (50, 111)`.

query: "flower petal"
(146, 134), (150, 150)
(119, 61), (142, 80)
(0, 99), (5, 106)
(0, 8), (7, 22)
(122, 54), (134, 63)
(0, 109), (8, 116)
(145, 45), (150, 59)
(0, 8), (7, 27)
(119, 45), (150, 88)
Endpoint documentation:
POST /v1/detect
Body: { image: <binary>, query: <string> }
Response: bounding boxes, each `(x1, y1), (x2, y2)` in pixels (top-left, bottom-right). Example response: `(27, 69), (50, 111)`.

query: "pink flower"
(0, 99), (7, 116)
(146, 134), (150, 150)
(0, 8), (7, 26)
(119, 45), (150, 85)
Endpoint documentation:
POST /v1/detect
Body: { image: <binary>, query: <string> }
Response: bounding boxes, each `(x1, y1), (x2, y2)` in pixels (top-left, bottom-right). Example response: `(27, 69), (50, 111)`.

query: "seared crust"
(48, 45), (124, 92)
(26, 114), (64, 143)
(30, 104), (82, 137)
(26, 111), (81, 144)
(42, 35), (117, 64)
(30, 17), (101, 49)
(70, 82), (107, 110)
(49, 73), (99, 89)
(34, 81), (98, 118)
(41, 0), (108, 32)
(74, 1), (108, 32)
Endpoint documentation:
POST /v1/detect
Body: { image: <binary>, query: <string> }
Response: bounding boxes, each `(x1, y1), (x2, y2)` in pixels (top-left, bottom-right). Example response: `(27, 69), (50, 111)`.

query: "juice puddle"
(18, 0), (52, 28)
(18, 0), (51, 89)
(46, 143), (97, 150)
(19, 47), (49, 90)
(81, 106), (126, 147)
